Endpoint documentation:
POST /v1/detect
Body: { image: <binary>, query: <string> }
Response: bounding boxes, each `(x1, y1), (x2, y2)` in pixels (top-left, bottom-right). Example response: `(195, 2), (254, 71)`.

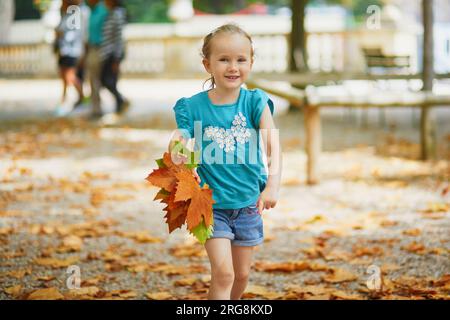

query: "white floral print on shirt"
(204, 112), (252, 153)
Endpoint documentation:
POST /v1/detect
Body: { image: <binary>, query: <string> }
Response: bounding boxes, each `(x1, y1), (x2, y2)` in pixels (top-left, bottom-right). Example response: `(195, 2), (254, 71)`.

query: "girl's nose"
(228, 62), (238, 72)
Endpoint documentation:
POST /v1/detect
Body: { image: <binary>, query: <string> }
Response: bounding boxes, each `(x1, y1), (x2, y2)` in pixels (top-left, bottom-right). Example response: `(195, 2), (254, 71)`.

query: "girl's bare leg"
(66, 67), (84, 100)
(230, 246), (254, 300)
(60, 68), (67, 104)
(205, 238), (234, 300)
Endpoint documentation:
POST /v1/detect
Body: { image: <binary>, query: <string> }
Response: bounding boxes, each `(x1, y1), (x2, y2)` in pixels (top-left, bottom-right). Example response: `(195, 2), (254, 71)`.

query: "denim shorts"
(210, 203), (264, 246)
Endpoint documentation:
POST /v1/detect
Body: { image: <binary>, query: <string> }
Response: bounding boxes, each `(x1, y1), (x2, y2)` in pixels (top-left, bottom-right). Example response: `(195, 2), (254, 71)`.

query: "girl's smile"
(225, 75), (240, 81)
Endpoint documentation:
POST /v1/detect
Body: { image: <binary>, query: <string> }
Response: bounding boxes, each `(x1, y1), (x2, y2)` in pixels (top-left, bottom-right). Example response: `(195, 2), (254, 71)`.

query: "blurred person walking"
(54, 0), (86, 116)
(74, 0), (91, 105)
(100, 0), (130, 120)
(85, 0), (108, 119)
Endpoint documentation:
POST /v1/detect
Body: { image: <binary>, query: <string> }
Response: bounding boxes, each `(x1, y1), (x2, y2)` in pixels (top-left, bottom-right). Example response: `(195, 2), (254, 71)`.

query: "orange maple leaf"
(146, 151), (214, 240)
(159, 190), (188, 233)
(146, 152), (191, 192)
(174, 171), (215, 230)
(146, 167), (177, 192)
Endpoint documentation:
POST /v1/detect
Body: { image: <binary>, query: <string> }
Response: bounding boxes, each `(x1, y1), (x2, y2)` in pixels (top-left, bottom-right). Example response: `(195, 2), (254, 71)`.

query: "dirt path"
(0, 106), (449, 300)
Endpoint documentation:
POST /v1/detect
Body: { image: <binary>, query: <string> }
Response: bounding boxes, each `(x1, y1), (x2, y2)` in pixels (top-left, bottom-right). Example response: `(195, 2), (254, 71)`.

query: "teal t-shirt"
(88, 2), (108, 45)
(173, 87), (274, 209)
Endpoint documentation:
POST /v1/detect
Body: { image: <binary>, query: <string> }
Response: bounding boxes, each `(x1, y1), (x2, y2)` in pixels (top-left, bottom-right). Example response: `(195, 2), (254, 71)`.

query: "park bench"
(246, 77), (450, 185)
(362, 47), (411, 72)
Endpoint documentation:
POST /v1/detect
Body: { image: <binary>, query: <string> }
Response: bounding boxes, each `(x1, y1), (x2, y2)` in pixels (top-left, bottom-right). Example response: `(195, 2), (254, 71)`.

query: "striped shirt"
(100, 7), (126, 61)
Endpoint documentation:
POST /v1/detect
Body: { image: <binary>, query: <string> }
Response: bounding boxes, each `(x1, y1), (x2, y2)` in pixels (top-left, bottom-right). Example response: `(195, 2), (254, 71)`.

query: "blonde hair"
(201, 23), (254, 89)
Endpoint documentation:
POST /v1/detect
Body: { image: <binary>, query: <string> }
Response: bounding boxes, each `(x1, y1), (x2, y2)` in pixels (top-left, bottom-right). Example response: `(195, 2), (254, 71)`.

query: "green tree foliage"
(14, 0), (383, 23)
(124, 0), (170, 23)
(15, 0), (41, 20)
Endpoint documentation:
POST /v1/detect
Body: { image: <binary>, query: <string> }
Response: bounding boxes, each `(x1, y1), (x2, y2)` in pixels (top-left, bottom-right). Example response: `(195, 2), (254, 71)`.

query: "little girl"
(169, 24), (282, 300)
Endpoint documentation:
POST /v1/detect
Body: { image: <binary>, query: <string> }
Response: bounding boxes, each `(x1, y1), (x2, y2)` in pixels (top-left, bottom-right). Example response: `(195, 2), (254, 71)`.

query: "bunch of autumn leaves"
(145, 141), (215, 244)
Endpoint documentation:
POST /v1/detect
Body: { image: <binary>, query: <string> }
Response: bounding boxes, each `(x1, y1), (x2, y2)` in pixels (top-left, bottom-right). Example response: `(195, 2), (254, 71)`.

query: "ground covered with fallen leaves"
(0, 110), (449, 300)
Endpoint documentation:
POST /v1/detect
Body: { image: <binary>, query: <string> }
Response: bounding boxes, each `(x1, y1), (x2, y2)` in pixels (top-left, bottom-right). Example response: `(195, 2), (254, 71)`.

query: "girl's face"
(203, 33), (253, 91)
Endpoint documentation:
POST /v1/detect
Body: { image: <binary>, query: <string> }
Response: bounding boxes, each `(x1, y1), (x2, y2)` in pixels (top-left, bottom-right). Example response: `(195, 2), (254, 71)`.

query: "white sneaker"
(99, 113), (119, 126)
(54, 105), (70, 117)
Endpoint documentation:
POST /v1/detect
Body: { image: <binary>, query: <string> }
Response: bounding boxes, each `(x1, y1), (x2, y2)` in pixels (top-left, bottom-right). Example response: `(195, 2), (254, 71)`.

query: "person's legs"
(230, 246), (254, 300)
(86, 48), (102, 116)
(65, 67), (84, 101)
(101, 57), (126, 113)
(205, 238), (234, 300)
(59, 68), (68, 104)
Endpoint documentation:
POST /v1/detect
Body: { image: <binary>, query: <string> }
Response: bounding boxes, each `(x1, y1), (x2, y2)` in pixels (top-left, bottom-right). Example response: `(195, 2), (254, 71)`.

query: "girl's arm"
(257, 105), (282, 214)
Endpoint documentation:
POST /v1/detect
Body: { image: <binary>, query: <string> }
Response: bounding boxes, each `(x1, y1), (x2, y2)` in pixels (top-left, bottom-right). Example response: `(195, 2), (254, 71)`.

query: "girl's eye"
(219, 58), (228, 62)
(238, 59), (247, 62)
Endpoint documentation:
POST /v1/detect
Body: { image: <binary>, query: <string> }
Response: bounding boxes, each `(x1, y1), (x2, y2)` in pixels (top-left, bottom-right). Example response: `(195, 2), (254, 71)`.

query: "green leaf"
(171, 140), (200, 170)
(190, 216), (214, 244)
(155, 158), (166, 168)
(153, 188), (170, 201)
(186, 150), (200, 170)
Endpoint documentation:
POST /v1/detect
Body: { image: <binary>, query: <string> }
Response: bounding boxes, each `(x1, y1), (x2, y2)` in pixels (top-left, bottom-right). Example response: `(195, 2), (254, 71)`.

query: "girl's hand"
(171, 151), (188, 165)
(169, 135), (200, 184)
(192, 167), (201, 184)
(170, 152), (201, 184)
(257, 186), (278, 214)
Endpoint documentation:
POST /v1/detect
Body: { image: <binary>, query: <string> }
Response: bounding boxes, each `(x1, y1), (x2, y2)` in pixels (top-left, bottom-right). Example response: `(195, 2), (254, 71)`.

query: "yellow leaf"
(243, 285), (284, 299)
(106, 290), (137, 299)
(34, 256), (79, 268)
(4, 285), (22, 297)
(305, 215), (326, 224)
(68, 286), (100, 297)
(27, 287), (64, 300)
(146, 292), (172, 300)
(57, 235), (83, 252)
(174, 277), (198, 286)
(169, 244), (206, 258)
(402, 229), (421, 236)
(147, 263), (207, 276)
(421, 202), (449, 213)
(401, 242), (427, 254)
(116, 231), (162, 243)
(323, 268), (358, 283)
(330, 290), (364, 300)
(7, 267), (32, 279)
(254, 261), (329, 273)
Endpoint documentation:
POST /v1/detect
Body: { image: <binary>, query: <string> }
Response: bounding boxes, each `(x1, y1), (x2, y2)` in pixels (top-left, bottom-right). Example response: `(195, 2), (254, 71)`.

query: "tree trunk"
(289, 0), (308, 72)
(235, 0), (246, 10)
(420, 0), (436, 160)
(289, 0), (308, 112)
(0, 0), (15, 44)
(212, 0), (224, 14)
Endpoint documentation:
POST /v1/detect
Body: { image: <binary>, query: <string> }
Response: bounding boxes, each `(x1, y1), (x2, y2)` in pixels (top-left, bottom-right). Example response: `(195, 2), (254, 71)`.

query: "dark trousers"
(101, 55), (124, 112)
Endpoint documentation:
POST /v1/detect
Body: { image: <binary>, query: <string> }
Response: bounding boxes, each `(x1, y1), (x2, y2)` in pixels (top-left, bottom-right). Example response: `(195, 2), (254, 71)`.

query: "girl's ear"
(202, 58), (211, 73)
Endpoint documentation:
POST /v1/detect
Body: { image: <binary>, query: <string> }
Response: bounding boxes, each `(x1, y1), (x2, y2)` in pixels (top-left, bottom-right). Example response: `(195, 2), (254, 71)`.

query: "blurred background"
(3, 0), (450, 76)
(0, 0), (449, 301)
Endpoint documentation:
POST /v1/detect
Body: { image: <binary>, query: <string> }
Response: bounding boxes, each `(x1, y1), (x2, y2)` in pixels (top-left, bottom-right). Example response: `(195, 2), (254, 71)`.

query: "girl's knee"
(212, 270), (234, 287)
(234, 271), (250, 283)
